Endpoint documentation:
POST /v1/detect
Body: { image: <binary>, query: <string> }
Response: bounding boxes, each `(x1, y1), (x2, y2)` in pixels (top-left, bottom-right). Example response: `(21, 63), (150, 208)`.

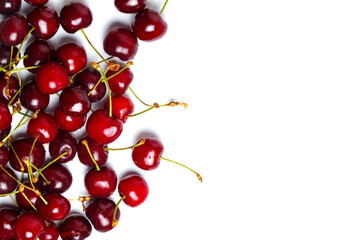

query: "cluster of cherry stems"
(0, 0), (201, 239)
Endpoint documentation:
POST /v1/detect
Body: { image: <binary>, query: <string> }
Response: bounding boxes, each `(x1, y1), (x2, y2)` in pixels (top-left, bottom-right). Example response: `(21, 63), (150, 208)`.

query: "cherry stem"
(127, 101), (188, 118)
(29, 163), (49, 185)
(9, 195), (18, 207)
(25, 160), (36, 190)
(81, 140), (100, 171)
(159, 156), (202, 182)
(0, 165), (34, 192)
(160, 0), (169, 14)
(20, 191), (37, 211)
(8, 141), (25, 172)
(73, 196), (92, 211)
(28, 135), (39, 163)
(87, 65), (109, 96)
(112, 195), (126, 227)
(8, 46), (13, 71)
(81, 29), (108, 64)
(0, 190), (19, 197)
(16, 27), (35, 59)
(8, 83), (25, 106)
(128, 86), (151, 107)
(10, 65), (40, 73)
(104, 138), (145, 151)
(34, 151), (68, 178)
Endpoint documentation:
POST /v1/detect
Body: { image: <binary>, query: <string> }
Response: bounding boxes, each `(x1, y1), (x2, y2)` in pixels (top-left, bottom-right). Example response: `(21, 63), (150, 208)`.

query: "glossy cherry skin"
(49, 131), (77, 163)
(20, 80), (50, 111)
(0, 99), (12, 132)
(54, 106), (86, 132)
(106, 64), (133, 95)
(0, 167), (17, 195)
(103, 27), (139, 61)
(60, 2), (92, 34)
(0, 44), (19, 67)
(0, 14), (29, 46)
(35, 61), (69, 94)
(84, 165), (117, 198)
(24, 39), (56, 74)
(37, 193), (71, 221)
(77, 136), (108, 167)
(27, 111), (58, 144)
(0, 146), (9, 166)
(27, 6), (60, 40)
(15, 182), (43, 210)
(114, 0), (146, 13)
(38, 221), (59, 240)
(59, 215), (92, 240)
(132, 137), (164, 170)
(59, 85), (91, 116)
(85, 198), (120, 232)
(132, 9), (167, 41)
(14, 211), (46, 240)
(118, 174), (149, 207)
(0, 73), (19, 105)
(38, 162), (72, 193)
(73, 68), (106, 103)
(0, 208), (20, 240)
(0, 0), (21, 15)
(24, 0), (49, 6)
(56, 42), (87, 75)
(86, 109), (123, 145)
(104, 94), (134, 123)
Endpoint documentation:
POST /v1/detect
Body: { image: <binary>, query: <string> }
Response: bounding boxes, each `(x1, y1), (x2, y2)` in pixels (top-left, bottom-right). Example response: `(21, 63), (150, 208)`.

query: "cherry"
(38, 162), (73, 193)
(14, 211), (46, 240)
(77, 136), (108, 167)
(0, 0), (21, 15)
(59, 85), (91, 116)
(103, 27), (139, 61)
(132, 137), (164, 170)
(9, 137), (45, 172)
(104, 94), (134, 123)
(0, 207), (20, 240)
(114, 0), (146, 13)
(38, 221), (59, 240)
(59, 215), (92, 240)
(84, 165), (117, 198)
(60, 2), (93, 34)
(0, 125), (10, 142)
(49, 131), (77, 163)
(0, 145), (9, 166)
(132, 9), (167, 41)
(35, 61), (69, 95)
(106, 63), (133, 95)
(73, 68), (106, 103)
(27, 111), (58, 144)
(0, 166), (17, 195)
(0, 73), (19, 105)
(20, 80), (50, 111)
(56, 42), (87, 75)
(27, 6), (60, 40)
(24, 0), (49, 6)
(15, 182), (43, 210)
(85, 198), (120, 232)
(0, 98), (12, 132)
(0, 14), (29, 46)
(37, 192), (71, 221)
(23, 39), (56, 74)
(118, 174), (149, 207)
(86, 109), (123, 145)
(0, 44), (19, 67)
(54, 106), (86, 132)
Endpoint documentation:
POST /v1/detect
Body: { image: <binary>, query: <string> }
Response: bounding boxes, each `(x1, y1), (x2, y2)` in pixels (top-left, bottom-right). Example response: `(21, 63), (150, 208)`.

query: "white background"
(4, 0), (360, 239)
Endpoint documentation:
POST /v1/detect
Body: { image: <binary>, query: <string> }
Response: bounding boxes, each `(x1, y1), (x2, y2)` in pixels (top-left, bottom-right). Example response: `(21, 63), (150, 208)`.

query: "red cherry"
(14, 211), (46, 240)
(0, 44), (19, 68)
(20, 80), (50, 111)
(49, 131), (77, 163)
(0, 166), (18, 195)
(114, 0), (146, 13)
(0, 73), (19, 105)
(132, 9), (167, 41)
(15, 182), (43, 210)
(54, 106), (86, 132)
(0, 0), (21, 15)
(37, 192), (71, 221)
(59, 85), (91, 116)
(27, 111), (58, 144)
(0, 208), (20, 240)
(23, 39), (56, 74)
(38, 221), (59, 240)
(27, 6), (60, 40)
(73, 68), (106, 103)
(38, 162), (72, 193)
(118, 174), (149, 207)
(59, 215), (92, 240)
(104, 94), (134, 123)
(24, 0), (48, 6)
(0, 14), (29, 46)
(85, 198), (120, 232)
(0, 146), (9, 167)
(60, 2), (92, 34)
(77, 136), (108, 167)
(0, 102), (12, 132)
(56, 42), (87, 75)
(84, 165), (117, 198)
(35, 61), (69, 94)
(106, 63), (133, 95)
(86, 109), (123, 145)
(132, 137), (164, 170)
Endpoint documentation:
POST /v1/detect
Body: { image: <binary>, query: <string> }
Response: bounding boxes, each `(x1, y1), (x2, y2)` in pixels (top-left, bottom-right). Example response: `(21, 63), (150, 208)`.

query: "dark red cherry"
(9, 137), (45, 172)
(59, 215), (92, 240)
(0, 166), (17, 195)
(35, 61), (69, 94)
(0, 146), (9, 166)
(60, 2), (92, 34)
(104, 94), (134, 123)
(0, 0), (21, 15)
(0, 97), (12, 132)
(0, 208), (20, 240)
(103, 27), (138, 61)
(84, 165), (117, 198)
(0, 73), (19, 105)
(77, 136), (108, 167)
(20, 80), (50, 111)
(0, 125), (10, 141)
(85, 198), (120, 232)
(23, 39), (56, 74)
(56, 42), (87, 75)
(49, 131), (77, 163)
(73, 68), (106, 103)
(59, 85), (91, 116)
(24, 0), (49, 6)
(132, 137), (164, 170)
(15, 182), (43, 210)
(38, 162), (72, 193)
(38, 221), (59, 240)
(54, 106), (86, 132)
(0, 14), (29, 46)
(37, 193), (71, 221)
(27, 111), (58, 143)
(132, 9), (167, 41)
(114, 0), (146, 13)
(118, 174), (149, 207)
(106, 64), (133, 95)
(27, 6), (60, 40)
(14, 211), (46, 240)
(0, 44), (19, 67)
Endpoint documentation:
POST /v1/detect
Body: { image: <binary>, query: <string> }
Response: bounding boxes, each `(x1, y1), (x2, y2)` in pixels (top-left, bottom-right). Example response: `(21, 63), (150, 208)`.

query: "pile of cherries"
(0, 0), (201, 240)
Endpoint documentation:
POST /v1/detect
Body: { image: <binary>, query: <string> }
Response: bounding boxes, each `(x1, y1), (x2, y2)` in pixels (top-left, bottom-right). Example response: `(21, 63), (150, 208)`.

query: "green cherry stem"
(0, 190), (19, 197)
(81, 139), (100, 171)
(127, 101), (188, 118)
(128, 86), (151, 107)
(10, 65), (40, 73)
(16, 27), (35, 59)
(112, 195), (126, 227)
(81, 29), (108, 64)
(8, 46), (13, 71)
(160, 0), (169, 14)
(7, 141), (25, 172)
(159, 156), (202, 182)
(29, 163), (50, 185)
(104, 138), (145, 151)
(34, 151), (69, 178)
